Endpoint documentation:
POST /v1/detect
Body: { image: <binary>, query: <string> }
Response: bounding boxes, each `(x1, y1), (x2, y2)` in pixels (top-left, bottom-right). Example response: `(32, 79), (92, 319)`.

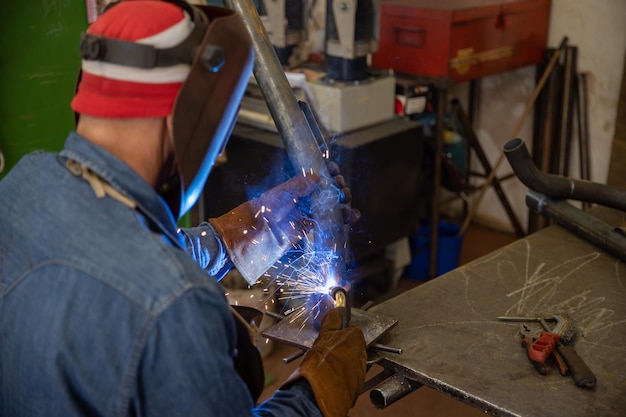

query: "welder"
(0, 1), (366, 416)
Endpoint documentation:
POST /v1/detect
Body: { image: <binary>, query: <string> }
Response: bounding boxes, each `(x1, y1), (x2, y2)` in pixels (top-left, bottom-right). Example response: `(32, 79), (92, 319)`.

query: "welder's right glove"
(282, 308), (367, 417)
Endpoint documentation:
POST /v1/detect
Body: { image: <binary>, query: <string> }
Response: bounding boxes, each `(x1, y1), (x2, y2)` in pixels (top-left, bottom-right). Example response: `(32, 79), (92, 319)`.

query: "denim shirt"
(0, 132), (321, 417)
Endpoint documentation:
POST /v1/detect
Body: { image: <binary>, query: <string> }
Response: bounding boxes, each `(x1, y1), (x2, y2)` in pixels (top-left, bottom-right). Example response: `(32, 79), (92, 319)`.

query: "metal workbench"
(368, 206), (626, 416)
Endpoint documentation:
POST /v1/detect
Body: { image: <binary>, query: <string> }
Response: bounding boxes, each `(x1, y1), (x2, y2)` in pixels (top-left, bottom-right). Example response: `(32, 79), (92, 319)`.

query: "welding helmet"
(72, 0), (254, 219)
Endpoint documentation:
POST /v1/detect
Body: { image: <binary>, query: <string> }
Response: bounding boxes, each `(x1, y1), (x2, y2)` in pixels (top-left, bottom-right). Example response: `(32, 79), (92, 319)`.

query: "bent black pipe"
(503, 138), (626, 212)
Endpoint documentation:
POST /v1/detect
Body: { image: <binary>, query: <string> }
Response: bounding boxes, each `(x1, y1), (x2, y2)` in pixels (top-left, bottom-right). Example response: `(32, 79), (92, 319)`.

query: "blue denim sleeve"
(178, 222), (233, 280)
(255, 380), (322, 417)
(134, 287), (322, 417)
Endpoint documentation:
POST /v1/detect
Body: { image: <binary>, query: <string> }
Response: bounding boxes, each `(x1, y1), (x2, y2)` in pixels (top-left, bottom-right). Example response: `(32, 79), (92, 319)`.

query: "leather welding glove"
(282, 308), (367, 417)
(325, 160), (360, 224)
(209, 173), (321, 284)
(210, 162), (360, 284)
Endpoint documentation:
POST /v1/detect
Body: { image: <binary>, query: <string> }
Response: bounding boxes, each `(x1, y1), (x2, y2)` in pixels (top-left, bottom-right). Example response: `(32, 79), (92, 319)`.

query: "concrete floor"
(257, 223), (519, 415)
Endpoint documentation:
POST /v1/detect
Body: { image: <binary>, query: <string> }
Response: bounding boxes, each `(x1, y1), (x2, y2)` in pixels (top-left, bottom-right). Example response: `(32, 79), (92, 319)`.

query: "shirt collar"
(60, 131), (182, 247)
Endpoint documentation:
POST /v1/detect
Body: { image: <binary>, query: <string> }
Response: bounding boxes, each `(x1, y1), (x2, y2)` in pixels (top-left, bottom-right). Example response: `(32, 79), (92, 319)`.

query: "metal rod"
(531, 49), (550, 169)
(263, 310), (286, 321)
(557, 46), (577, 176)
(503, 138), (626, 212)
(576, 72), (591, 211)
(223, 0), (347, 281)
(525, 191), (626, 263)
(359, 300), (375, 311)
(532, 48), (562, 231)
(428, 87), (446, 279)
(282, 349), (306, 364)
(371, 343), (403, 354)
(577, 72), (591, 181)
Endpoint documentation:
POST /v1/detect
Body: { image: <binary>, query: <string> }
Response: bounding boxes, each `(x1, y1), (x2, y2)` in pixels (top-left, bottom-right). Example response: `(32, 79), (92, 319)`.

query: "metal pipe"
(369, 374), (422, 409)
(577, 72), (591, 180)
(428, 88), (446, 278)
(223, 0), (347, 281)
(557, 46), (577, 176)
(526, 192), (626, 263)
(504, 138), (626, 212)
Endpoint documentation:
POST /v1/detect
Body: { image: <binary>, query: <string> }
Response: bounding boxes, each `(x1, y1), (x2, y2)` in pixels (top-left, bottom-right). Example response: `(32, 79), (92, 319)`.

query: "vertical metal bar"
(576, 72), (591, 210)
(223, 0), (347, 281)
(529, 52), (550, 233)
(549, 53), (564, 174)
(467, 79), (481, 127)
(577, 72), (591, 180)
(559, 46), (577, 176)
(428, 88), (446, 279)
(539, 51), (562, 230)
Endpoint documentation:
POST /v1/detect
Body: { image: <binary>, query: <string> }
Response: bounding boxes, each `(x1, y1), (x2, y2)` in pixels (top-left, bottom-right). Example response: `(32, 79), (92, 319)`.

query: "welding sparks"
(259, 232), (342, 329)
(228, 161), (349, 333)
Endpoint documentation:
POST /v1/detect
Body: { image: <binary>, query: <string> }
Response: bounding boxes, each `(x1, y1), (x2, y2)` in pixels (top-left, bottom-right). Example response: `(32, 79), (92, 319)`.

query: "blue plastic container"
(404, 221), (463, 280)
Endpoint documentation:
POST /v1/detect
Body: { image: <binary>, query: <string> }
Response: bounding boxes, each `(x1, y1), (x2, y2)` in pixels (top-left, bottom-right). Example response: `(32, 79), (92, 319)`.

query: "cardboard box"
(371, 0), (551, 82)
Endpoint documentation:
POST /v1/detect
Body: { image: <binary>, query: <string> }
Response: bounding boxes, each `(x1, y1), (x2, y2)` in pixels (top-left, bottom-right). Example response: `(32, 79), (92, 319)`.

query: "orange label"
(450, 46), (514, 75)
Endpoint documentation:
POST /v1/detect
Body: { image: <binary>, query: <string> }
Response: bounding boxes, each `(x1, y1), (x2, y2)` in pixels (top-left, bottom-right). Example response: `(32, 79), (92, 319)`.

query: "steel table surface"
(368, 206), (626, 416)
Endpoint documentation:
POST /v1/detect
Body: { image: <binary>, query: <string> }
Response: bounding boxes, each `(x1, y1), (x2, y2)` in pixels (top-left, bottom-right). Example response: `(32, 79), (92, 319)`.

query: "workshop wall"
(0, 1), (85, 178)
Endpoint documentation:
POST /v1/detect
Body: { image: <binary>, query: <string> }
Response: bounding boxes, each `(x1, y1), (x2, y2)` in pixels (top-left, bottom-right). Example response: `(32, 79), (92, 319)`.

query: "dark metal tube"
(428, 88), (446, 279)
(223, 0), (347, 280)
(504, 138), (626, 212)
(526, 192), (626, 263)
(369, 374), (422, 409)
(529, 48), (558, 233)
(577, 72), (591, 182)
(557, 46), (577, 176)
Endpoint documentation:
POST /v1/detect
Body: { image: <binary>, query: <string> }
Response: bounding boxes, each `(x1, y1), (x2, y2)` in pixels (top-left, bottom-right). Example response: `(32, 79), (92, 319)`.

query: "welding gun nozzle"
(330, 286), (347, 308)
(329, 286), (350, 329)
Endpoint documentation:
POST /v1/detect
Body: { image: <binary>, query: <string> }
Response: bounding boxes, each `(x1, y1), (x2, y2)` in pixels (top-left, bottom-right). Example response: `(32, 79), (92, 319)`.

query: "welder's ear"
(164, 115), (177, 154)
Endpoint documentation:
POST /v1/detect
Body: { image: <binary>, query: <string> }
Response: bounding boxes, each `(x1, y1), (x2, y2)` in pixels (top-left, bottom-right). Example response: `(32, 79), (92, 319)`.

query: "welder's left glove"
(325, 160), (361, 225)
(282, 308), (367, 417)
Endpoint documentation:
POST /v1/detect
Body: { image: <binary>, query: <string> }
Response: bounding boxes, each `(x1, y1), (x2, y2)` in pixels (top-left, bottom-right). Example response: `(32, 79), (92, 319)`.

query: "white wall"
(455, 0), (626, 232)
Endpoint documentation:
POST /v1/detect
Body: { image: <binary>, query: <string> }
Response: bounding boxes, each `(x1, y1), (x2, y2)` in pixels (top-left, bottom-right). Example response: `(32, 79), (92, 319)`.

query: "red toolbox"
(371, 0), (551, 82)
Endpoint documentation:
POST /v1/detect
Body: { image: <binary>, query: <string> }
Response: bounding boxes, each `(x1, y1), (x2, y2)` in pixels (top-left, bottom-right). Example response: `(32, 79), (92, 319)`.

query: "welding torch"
(313, 286), (351, 331)
(330, 286), (350, 329)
